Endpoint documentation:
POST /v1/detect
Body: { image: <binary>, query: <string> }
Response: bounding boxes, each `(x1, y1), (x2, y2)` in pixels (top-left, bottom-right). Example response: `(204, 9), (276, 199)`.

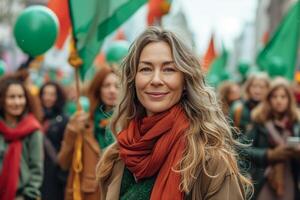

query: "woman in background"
(58, 66), (119, 200)
(218, 81), (241, 116)
(0, 75), (43, 200)
(230, 73), (270, 134)
(40, 81), (69, 200)
(243, 78), (300, 200)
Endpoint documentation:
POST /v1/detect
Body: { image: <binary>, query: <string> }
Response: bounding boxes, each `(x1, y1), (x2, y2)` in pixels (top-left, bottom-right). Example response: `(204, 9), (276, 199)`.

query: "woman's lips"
(145, 92), (169, 99)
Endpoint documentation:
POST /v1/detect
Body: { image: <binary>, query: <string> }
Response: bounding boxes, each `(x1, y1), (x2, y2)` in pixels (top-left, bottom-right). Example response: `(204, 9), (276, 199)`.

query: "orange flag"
(201, 34), (217, 71)
(148, 0), (171, 25)
(48, 0), (71, 49)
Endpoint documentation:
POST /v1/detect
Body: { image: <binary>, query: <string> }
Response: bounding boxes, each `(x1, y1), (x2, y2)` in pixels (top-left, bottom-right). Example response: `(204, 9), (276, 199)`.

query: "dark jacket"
(230, 100), (258, 134)
(241, 122), (300, 200)
(41, 114), (69, 200)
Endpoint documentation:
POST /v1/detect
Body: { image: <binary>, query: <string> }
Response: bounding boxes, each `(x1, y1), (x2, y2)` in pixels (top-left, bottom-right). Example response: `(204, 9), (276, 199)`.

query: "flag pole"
(68, 34), (83, 200)
(68, 35), (82, 110)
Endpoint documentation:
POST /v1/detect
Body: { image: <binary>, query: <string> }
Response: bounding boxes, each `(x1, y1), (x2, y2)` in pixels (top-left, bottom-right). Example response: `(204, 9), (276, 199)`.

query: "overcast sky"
(183, 0), (258, 53)
(121, 0), (258, 55)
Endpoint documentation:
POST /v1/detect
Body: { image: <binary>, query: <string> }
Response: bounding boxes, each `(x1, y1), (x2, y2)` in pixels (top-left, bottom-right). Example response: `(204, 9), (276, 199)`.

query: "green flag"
(207, 47), (228, 87)
(256, 1), (300, 80)
(69, 0), (147, 80)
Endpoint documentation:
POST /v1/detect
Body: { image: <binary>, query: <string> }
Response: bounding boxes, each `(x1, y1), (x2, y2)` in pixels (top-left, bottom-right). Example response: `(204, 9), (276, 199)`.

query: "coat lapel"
(83, 123), (101, 154)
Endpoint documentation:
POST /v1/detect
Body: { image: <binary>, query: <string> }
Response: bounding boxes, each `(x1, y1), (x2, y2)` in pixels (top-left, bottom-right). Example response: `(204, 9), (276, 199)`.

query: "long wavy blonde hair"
(252, 77), (300, 123)
(97, 27), (252, 196)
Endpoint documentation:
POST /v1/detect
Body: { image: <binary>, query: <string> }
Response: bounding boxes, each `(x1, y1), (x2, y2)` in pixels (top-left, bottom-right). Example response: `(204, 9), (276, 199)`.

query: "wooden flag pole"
(68, 35), (83, 200)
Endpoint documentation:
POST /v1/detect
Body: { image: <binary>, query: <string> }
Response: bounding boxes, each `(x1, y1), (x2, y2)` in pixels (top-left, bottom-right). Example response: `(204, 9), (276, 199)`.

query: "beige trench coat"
(58, 122), (101, 200)
(99, 144), (245, 200)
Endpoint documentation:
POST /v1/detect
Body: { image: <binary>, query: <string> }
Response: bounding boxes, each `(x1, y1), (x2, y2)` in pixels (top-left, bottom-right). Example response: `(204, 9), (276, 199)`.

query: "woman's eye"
(139, 67), (152, 72)
(163, 67), (176, 72)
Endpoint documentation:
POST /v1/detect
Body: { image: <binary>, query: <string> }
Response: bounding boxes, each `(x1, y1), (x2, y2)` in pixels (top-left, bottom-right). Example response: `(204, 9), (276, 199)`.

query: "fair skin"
(4, 84), (26, 126)
(100, 73), (119, 112)
(270, 87), (289, 115)
(228, 84), (241, 104)
(249, 78), (268, 102)
(135, 41), (184, 116)
(42, 85), (57, 109)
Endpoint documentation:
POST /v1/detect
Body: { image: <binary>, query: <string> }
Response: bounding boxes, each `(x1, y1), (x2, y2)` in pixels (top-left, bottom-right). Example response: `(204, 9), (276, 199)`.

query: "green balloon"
(268, 57), (286, 77)
(247, 65), (260, 76)
(106, 40), (130, 64)
(61, 77), (73, 86)
(0, 60), (6, 76)
(64, 101), (77, 116)
(220, 70), (231, 81)
(238, 62), (250, 76)
(34, 77), (44, 87)
(79, 96), (90, 112)
(14, 6), (58, 56)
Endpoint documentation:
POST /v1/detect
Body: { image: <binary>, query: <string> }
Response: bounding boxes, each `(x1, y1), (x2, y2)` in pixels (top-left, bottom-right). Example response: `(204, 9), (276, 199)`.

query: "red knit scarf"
(0, 114), (41, 200)
(118, 105), (189, 200)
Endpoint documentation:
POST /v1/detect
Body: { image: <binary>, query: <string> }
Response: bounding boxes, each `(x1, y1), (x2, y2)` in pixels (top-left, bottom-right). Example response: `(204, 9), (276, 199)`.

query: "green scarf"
(94, 105), (115, 149)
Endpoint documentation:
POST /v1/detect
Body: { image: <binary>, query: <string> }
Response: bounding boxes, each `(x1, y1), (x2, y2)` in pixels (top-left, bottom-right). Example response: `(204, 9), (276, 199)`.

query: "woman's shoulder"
(97, 142), (123, 181)
(193, 154), (245, 199)
(98, 143), (125, 200)
(203, 153), (232, 176)
(24, 130), (43, 142)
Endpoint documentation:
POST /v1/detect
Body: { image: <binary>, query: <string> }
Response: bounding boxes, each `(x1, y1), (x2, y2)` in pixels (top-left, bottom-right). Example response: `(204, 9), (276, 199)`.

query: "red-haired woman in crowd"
(58, 66), (119, 200)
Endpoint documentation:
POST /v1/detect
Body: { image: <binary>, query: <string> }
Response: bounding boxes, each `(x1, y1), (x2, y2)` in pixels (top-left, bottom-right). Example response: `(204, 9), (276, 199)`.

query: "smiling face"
(270, 87), (289, 115)
(4, 84), (26, 120)
(135, 41), (184, 116)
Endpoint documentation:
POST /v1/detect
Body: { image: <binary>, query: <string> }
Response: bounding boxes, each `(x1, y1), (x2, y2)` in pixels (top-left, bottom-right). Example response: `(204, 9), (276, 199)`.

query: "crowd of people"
(0, 27), (300, 200)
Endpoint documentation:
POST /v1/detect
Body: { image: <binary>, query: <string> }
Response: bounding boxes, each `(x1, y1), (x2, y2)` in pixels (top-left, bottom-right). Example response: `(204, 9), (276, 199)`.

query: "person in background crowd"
(230, 73), (270, 134)
(243, 78), (300, 200)
(218, 81), (241, 116)
(58, 65), (119, 200)
(96, 27), (251, 200)
(39, 81), (69, 200)
(292, 72), (300, 107)
(0, 75), (43, 200)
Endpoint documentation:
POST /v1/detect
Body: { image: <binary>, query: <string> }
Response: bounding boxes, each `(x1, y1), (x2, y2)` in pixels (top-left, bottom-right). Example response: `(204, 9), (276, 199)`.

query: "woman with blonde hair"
(243, 78), (300, 200)
(230, 73), (270, 134)
(96, 27), (251, 200)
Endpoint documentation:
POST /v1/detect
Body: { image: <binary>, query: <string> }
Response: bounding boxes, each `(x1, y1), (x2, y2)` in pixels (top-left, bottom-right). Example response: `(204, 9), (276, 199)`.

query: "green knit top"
(120, 167), (156, 200)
